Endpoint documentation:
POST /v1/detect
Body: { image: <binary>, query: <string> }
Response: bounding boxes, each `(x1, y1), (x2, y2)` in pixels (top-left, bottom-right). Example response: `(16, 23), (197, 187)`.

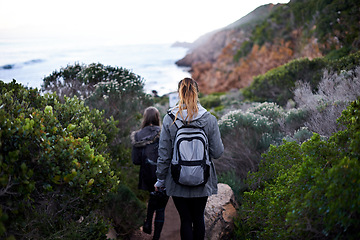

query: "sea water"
(0, 38), (190, 96)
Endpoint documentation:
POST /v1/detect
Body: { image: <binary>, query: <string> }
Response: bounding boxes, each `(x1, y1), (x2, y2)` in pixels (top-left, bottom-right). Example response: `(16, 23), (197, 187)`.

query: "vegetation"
(235, 0), (360, 61)
(294, 66), (360, 137)
(42, 62), (153, 147)
(215, 102), (308, 178)
(213, 50), (360, 239)
(0, 63), (151, 239)
(242, 51), (360, 106)
(210, 46), (360, 239)
(199, 92), (224, 110)
(235, 99), (360, 239)
(2, 1), (360, 238)
(42, 63), (153, 201)
(0, 80), (117, 239)
(2, 57), (360, 239)
(103, 184), (146, 238)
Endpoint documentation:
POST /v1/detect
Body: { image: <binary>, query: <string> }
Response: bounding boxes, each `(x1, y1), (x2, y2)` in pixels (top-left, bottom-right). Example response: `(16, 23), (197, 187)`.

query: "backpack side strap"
(167, 110), (184, 129)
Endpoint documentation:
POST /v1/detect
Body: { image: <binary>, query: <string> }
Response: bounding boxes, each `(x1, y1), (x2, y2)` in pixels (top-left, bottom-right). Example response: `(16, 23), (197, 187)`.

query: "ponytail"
(175, 78), (199, 123)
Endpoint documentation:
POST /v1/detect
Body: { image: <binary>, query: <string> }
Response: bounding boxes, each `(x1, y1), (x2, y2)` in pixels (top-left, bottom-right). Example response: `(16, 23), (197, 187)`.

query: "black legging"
(172, 196), (208, 240)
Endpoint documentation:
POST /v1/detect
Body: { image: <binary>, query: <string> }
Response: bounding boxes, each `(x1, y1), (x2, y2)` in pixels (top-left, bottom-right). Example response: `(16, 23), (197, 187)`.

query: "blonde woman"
(155, 78), (224, 240)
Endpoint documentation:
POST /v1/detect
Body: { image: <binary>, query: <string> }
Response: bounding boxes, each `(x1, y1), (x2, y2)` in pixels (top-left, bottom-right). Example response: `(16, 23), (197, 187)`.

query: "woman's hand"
(154, 179), (165, 191)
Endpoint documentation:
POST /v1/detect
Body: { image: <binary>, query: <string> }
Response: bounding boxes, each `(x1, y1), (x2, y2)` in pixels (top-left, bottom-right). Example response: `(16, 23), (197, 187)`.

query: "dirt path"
(130, 197), (181, 240)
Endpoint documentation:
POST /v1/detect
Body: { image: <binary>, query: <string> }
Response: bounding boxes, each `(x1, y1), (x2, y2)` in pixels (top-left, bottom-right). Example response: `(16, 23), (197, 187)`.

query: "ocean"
(0, 38), (190, 96)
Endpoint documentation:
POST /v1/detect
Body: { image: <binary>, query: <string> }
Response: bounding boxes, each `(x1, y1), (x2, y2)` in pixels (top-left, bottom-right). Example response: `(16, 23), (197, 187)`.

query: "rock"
(106, 228), (117, 240)
(1, 64), (14, 70)
(171, 41), (193, 49)
(205, 183), (238, 240)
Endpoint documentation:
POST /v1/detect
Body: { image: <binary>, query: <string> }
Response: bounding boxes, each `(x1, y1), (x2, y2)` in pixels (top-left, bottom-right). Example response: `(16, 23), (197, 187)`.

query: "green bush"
(236, 98), (360, 239)
(216, 102), (307, 179)
(103, 184), (146, 238)
(242, 51), (360, 106)
(42, 62), (154, 200)
(200, 94), (222, 110)
(218, 170), (247, 202)
(42, 62), (153, 145)
(242, 57), (326, 106)
(0, 80), (119, 239)
(28, 211), (109, 240)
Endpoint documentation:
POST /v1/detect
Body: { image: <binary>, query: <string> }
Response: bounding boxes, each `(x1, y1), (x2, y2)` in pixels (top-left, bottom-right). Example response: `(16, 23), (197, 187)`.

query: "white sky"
(0, 0), (289, 45)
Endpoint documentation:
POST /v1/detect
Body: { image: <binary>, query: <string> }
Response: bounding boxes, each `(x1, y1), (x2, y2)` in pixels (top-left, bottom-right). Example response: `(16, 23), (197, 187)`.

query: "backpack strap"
(167, 110), (184, 129)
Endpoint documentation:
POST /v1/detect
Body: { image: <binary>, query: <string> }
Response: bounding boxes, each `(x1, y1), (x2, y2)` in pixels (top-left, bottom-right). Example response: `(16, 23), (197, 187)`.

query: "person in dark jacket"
(155, 78), (224, 240)
(131, 106), (169, 240)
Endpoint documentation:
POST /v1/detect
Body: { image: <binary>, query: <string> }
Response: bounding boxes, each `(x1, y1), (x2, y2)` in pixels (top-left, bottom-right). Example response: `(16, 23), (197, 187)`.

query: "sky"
(0, 0), (290, 45)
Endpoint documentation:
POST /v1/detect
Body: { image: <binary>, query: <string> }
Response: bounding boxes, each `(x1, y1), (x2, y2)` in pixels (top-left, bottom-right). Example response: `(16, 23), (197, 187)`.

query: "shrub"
(0, 80), (119, 239)
(294, 66), (360, 136)
(236, 98), (360, 239)
(26, 211), (109, 240)
(42, 63), (142, 100)
(85, 78), (153, 146)
(242, 57), (327, 106)
(234, 41), (254, 62)
(42, 62), (153, 145)
(218, 170), (247, 202)
(209, 90), (245, 117)
(103, 184), (146, 238)
(199, 94), (222, 110)
(42, 62), (153, 200)
(216, 102), (307, 179)
(242, 51), (360, 106)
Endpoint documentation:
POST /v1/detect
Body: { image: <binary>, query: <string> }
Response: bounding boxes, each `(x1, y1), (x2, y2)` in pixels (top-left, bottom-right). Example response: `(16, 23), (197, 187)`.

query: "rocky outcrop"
(176, 30), (233, 67)
(176, 4), (277, 69)
(205, 183), (238, 240)
(175, 4), (282, 94)
(193, 37), (323, 94)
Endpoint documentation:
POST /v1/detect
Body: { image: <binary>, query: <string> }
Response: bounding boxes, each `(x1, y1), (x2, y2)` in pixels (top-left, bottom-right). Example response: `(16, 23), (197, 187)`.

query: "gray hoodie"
(155, 103), (224, 198)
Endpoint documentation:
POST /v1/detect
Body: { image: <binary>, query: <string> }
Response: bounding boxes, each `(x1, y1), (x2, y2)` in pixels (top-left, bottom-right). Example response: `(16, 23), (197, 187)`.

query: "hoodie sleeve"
(208, 115), (224, 159)
(131, 146), (143, 165)
(156, 114), (173, 181)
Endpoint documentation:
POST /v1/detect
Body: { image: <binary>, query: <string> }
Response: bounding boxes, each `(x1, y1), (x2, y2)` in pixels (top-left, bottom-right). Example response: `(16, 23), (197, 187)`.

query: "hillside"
(177, 0), (360, 94)
(176, 4), (279, 66)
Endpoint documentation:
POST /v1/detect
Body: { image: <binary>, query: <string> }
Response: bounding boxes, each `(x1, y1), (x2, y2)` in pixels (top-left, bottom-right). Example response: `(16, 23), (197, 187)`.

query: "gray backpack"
(169, 112), (211, 187)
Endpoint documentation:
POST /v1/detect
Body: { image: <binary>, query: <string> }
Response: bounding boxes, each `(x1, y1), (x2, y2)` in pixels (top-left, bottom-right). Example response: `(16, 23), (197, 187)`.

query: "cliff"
(177, 0), (360, 94)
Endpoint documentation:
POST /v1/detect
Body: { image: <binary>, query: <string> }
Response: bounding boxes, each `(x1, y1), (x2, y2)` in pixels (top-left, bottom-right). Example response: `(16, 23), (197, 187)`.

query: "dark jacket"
(131, 125), (161, 191)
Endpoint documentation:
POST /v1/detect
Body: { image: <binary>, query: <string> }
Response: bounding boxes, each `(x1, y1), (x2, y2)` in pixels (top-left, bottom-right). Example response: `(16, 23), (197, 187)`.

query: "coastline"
(0, 42), (190, 96)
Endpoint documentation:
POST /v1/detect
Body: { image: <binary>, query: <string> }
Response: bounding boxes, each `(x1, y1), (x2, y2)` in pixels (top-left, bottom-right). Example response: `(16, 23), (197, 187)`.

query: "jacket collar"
(170, 103), (207, 122)
(131, 125), (161, 147)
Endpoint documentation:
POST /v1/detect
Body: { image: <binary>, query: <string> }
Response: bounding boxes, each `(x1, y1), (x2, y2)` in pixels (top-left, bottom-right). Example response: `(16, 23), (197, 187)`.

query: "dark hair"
(141, 107), (160, 128)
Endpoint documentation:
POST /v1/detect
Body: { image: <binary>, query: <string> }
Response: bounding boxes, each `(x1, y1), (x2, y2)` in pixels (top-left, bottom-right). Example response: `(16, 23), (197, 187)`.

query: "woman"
(155, 78), (224, 240)
(131, 107), (169, 240)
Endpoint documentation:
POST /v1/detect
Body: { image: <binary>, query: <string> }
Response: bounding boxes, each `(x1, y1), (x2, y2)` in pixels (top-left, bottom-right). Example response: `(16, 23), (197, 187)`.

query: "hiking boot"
(152, 221), (164, 240)
(143, 221), (152, 234)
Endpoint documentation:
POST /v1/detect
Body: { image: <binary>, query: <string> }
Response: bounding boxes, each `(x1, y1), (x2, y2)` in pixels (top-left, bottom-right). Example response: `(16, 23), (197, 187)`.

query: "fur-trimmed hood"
(131, 125), (161, 147)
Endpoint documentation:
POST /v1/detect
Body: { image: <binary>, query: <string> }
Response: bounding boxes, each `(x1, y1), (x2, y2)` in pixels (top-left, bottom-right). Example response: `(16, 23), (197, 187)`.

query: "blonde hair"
(175, 78), (199, 123)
